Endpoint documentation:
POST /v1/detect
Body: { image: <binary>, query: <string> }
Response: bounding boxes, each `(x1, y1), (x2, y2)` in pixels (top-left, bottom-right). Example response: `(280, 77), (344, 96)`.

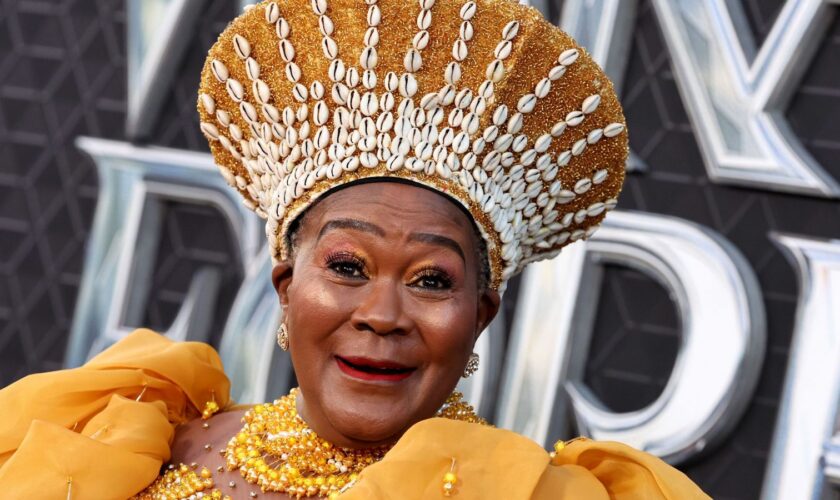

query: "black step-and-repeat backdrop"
(1, 1), (839, 499)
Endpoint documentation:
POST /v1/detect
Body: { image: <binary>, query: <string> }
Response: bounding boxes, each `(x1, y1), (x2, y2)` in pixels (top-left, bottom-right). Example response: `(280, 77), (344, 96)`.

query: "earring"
(276, 323), (289, 351)
(462, 352), (479, 378)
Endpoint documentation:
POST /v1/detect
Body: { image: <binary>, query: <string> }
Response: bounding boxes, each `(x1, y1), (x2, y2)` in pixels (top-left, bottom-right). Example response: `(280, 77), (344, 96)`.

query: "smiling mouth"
(335, 356), (417, 382)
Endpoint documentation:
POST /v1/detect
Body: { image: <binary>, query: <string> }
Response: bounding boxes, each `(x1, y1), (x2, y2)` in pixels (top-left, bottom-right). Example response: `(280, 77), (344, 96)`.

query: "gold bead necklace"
(224, 388), (486, 498)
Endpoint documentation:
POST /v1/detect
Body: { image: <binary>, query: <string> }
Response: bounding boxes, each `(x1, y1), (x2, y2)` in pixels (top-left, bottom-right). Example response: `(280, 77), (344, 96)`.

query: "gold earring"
(277, 323), (289, 351)
(462, 353), (479, 378)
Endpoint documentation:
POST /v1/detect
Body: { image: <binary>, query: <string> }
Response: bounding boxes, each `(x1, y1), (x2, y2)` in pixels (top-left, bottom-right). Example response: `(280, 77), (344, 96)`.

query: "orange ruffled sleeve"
(0, 329), (229, 500)
(344, 418), (711, 500)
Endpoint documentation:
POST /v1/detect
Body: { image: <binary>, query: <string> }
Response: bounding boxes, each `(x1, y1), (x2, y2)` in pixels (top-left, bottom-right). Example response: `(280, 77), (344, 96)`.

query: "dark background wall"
(1, 1), (839, 498)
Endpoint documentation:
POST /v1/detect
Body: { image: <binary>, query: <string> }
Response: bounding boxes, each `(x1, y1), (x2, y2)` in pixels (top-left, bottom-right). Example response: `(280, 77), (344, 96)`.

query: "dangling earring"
(276, 323), (289, 351)
(462, 352), (479, 378)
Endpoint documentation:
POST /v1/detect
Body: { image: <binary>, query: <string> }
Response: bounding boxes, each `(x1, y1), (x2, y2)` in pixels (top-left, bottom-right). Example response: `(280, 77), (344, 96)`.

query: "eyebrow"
(408, 232), (466, 263)
(316, 218), (467, 263)
(317, 218), (386, 240)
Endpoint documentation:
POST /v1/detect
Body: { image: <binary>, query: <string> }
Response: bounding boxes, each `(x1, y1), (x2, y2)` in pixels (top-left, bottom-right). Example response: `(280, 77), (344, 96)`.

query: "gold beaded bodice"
(134, 389), (485, 499)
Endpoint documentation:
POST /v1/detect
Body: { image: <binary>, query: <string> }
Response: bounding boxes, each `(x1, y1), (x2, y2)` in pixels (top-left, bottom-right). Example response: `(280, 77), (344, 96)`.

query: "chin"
(324, 394), (412, 445)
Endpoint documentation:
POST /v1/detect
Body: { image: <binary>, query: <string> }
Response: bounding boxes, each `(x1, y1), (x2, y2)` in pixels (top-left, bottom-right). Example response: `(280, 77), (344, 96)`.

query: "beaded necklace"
(224, 388), (486, 499)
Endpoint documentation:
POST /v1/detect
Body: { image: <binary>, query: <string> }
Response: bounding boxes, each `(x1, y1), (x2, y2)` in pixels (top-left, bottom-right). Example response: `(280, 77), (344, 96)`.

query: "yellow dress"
(0, 330), (710, 499)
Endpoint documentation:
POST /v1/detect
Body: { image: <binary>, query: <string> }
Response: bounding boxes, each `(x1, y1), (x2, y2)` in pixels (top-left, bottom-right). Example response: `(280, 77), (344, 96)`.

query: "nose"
(350, 278), (413, 336)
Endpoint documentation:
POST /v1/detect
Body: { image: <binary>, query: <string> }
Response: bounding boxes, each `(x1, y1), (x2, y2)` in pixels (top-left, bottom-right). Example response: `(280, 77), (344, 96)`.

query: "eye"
(410, 267), (454, 290)
(325, 252), (367, 279)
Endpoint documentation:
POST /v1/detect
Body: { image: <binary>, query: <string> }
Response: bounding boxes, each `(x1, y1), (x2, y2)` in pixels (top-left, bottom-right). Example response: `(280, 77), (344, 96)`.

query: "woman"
(0, 0), (710, 498)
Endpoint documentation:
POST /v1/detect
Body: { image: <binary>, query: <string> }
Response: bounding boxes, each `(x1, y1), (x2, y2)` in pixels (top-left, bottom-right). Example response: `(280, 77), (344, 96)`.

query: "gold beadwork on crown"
(199, 0), (628, 291)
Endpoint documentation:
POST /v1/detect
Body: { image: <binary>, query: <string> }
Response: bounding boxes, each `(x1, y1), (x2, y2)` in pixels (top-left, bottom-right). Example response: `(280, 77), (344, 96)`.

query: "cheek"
(286, 266), (352, 353)
(409, 298), (477, 363)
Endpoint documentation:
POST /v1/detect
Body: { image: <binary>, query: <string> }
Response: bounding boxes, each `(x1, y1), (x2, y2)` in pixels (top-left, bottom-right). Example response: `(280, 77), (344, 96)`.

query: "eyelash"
(410, 266), (455, 291)
(324, 253), (455, 290)
(325, 251), (367, 279)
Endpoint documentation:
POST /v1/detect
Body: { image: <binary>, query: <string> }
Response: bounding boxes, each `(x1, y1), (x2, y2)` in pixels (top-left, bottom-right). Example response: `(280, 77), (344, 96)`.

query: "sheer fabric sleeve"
(0, 329), (230, 499)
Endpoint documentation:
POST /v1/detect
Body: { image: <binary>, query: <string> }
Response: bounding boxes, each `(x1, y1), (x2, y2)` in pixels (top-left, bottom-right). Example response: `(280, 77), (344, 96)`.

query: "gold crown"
(198, 0), (628, 291)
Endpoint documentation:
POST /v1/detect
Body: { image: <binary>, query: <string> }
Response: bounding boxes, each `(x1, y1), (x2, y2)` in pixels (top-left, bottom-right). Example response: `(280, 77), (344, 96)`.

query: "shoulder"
(341, 419), (711, 500)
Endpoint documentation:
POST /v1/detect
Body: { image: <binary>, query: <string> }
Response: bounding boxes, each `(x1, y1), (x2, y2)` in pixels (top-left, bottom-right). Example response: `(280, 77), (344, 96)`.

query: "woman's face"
(272, 182), (500, 448)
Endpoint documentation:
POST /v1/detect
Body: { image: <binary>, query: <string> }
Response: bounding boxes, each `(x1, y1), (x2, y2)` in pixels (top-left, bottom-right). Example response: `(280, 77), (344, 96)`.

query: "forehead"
(302, 182), (476, 243)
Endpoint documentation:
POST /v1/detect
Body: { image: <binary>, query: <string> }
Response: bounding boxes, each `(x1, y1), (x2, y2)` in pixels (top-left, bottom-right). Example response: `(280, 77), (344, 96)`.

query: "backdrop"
(1, 1), (839, 499)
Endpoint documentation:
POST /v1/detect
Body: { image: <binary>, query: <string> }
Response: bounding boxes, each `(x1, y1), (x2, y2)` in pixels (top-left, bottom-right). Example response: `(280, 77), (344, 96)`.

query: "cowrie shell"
(593, 169), (608, 184)
(478, 80), (494, 99)
(517, 94), (537, 113)
(558, 48), (579, 66)
(239, 101), (259, 123)
(367, 4), (381, 26)
(460, 1), (476, 20)
(587, 129), (603, 144)
(534, 134), (552, 153)
(512, 135), (528, 153)
(566, 110), (584, 126)
(534, 78), (551, 99)
(494, 40), (512, 60)
(413, 30), (430, 50)
(445, 62), (462, 84)
(211, 59), (229, 82)
(492, 105), (508, 126)
(452, 39), (468, 61)
(486, 59), (505, 83)
(226, 79), (244, 102)
(253, 79), (271, 104)
(360, 46), (378, 70)
(322, 36), (338, 59)
(265, 3), (280, 23)
(319, 15), (334, 36)
(285, 62), (301, 83)
(460, 21), (474, 41)
(399, 73), (418, 97)
(417, 9), (432, 30)
(246, 57), (260, 80)
(345, 67), (360, 88)
(551, 121), (567, 137)
(200, 122), (219, 140)
(548, 65), (566, 81)
(557, 150), (572, 167)
(604, 122), (625, 137)
(556, 190), (576, 204)
(574, 178), (592, 194)
(328, 59), (345, 82)
(587, 202), (605, 217)
(199, 94), (215, 115)
(364, 27), (379, 47)
(572, 138), (587, 156)
(405, 49), (422, 72)
(292, 83), (308, 102)
(279, 39), (295, 62)
(507, 112), (523, 133)
(311, 0), (327, 16)
(362, 70), (376, 89)
(276, 18), (290, 39)
(582, 94), (601, 114)
(502, 21), (520, 40)
(520, 149), (536, 166)
(233, 35), (251, 59)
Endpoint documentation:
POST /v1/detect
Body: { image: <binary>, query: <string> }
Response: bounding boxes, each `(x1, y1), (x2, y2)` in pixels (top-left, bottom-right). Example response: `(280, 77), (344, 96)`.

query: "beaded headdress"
(198, 0), (628, 291)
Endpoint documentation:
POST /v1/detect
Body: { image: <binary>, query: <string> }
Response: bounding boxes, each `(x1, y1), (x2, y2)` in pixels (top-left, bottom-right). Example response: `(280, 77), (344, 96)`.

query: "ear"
(272, 261), (295, 311)
(474, 288), (501, 342)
